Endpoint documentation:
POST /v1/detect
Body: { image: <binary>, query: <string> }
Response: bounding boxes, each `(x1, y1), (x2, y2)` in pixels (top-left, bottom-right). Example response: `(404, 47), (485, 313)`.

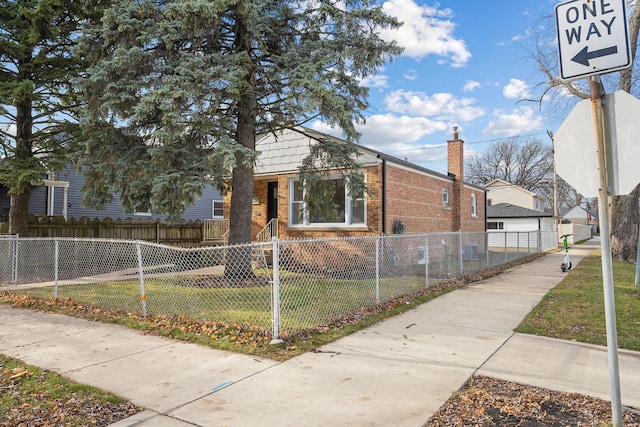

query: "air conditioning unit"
(462, 243), (478, 261)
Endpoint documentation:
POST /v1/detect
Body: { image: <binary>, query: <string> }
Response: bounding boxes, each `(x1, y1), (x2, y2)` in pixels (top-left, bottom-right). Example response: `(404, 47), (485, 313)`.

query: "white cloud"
(403, 69), (418, 80)
(482, 106), (544, 136)
(380, 0), (471, 67)
(503, 78), (531, 99)
(374, 141), (448, 164)
(357, 115), (450, 163)
(359, 74), (389, 88)
(308, 121), (342, 137)
(309, 115), (449, 163)
(356, 114), (449, 146)
(463, 80), (480, 92)
(384, 90), (485, 123)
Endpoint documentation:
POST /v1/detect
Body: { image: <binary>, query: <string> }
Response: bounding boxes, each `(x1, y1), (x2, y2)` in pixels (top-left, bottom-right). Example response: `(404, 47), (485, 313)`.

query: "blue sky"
(311, 0), (569, 174)
(1, 0), (576, 177)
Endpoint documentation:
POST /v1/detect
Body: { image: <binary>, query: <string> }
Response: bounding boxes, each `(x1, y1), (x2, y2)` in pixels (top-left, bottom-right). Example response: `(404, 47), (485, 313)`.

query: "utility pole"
(547, 130), (558, 232)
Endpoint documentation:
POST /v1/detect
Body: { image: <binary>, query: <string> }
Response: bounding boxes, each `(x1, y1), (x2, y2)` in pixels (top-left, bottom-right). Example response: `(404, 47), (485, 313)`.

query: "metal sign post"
(636, 196), (640, 287)
(589, 75), (622, 427)
(554, 2), (634, 424)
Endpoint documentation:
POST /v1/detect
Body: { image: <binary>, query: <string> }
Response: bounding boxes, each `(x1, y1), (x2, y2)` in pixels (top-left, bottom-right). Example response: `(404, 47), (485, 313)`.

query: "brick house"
(225, 127), (486, 240)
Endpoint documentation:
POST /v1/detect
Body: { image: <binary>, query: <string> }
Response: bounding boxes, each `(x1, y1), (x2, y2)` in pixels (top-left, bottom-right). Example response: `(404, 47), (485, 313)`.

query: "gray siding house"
(0, 166), (224, 222)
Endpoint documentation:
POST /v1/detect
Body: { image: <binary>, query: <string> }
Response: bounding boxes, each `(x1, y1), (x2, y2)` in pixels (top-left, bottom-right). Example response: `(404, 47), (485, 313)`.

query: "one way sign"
(556, 0), (632, 82)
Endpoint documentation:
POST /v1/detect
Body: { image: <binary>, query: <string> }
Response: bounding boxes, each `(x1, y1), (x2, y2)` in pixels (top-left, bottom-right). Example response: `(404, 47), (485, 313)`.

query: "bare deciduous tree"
(466, 135), (584, 213)
(527, 3), (640, 260)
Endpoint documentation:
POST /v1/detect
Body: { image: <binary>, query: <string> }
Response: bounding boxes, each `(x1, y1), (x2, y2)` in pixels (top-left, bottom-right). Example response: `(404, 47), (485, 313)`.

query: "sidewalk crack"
(473, 331), (516, 377)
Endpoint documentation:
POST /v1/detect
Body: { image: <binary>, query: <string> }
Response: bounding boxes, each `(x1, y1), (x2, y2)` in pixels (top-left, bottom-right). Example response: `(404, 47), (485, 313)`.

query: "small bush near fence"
(0, 231), (556, 341)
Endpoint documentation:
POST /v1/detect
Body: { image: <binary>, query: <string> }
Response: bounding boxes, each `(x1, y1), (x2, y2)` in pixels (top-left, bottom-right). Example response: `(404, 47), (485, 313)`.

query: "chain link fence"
(0, 230), (557, 339)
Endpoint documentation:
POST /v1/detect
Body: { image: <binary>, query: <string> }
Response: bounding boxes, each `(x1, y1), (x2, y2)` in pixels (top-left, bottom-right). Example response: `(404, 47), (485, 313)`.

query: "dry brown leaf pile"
(426, 376), (640, 427)
(0, 359), (141, 426)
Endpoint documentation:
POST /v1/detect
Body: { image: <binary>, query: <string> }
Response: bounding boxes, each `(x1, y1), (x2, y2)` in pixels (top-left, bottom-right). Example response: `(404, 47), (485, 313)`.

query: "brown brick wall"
(385, 165), (454, 233)
(251, 180), (268, 238)
(459, 186), (486, 232)
(447, 139), (464, 181)
(223, 142), (486, 240)
(254, 167), (382, 240)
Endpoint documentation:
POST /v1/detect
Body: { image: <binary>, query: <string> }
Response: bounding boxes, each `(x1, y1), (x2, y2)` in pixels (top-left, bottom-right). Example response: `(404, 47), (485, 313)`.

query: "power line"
(384, 131), (551, 153)
(465, 132), (549, 146)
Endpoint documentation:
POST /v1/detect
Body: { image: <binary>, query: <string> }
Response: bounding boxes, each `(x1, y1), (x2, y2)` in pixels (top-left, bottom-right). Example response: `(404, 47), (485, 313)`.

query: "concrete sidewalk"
(1, 238), (639, 426)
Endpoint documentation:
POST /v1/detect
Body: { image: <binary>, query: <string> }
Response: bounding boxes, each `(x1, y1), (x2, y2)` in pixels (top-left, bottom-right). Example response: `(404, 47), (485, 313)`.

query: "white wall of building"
(558, 223), (592, 244)
(486, 179), (544, 211)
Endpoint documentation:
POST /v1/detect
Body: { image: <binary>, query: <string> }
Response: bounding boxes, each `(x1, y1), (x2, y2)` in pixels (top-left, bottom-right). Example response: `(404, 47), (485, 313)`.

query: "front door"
(267, 181), (278, 222)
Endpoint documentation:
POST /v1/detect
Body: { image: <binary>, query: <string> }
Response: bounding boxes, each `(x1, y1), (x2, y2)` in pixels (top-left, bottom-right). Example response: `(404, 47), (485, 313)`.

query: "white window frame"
(289, 175), (366, 228)
(442, 188), (450, 209)
(212, 200), (224, 218)
(471, 194), (477, 217)
(487, 221), (504, 230)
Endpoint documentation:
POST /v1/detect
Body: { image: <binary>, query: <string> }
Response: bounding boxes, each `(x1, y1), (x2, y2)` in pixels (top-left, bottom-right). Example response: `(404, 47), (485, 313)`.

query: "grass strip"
(0, 354), (141, 426)
(517, 254), (640, 351)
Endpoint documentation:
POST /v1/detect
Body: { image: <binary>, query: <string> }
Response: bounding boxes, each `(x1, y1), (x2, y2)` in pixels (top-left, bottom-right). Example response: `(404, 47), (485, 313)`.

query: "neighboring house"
(485, 179), (554, 235)
(561, 205), (598, 233)
(0, 166), (224, 222)
(485, 179), (545, 211)
(226, 127), (486, 240)
(486, 203), (554, 250)
(486, 203), (554, 233)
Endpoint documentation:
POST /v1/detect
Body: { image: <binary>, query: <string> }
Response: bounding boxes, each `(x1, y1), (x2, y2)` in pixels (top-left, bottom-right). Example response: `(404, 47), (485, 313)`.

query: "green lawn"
(516, 254), (640, 351)
(19, 271), (430, 333)
(15, 252), (636, 356)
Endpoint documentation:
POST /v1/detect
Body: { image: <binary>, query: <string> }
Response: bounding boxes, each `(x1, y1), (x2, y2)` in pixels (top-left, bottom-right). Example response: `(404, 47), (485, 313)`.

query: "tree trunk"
(610, 5), (640, 261)
(8, 191), (30, 236)
(226, 151), (257, 279)
(619, 5), (639, 93)
(10, 99), (34, 237)
(610, 185), (640, 261)
(225, 3), (257, 279)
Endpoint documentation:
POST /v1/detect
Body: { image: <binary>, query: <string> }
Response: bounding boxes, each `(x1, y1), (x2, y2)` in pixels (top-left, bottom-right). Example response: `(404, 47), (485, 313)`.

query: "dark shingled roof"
(487, 203), (553, 219)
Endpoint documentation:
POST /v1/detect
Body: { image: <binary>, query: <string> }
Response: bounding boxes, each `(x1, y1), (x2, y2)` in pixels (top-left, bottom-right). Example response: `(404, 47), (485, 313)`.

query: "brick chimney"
(447, 127), (464, 231)
(447, 126), (464, 180)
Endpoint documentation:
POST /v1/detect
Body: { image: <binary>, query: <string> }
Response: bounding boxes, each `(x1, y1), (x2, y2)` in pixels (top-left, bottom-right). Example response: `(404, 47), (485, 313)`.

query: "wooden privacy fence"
(16, 216), (208, 247)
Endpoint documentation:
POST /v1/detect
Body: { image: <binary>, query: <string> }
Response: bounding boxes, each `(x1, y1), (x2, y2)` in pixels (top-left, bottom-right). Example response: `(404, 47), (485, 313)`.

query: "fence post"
(375, 238), (380, 303)
(504, 232), (508, 264)
(136, 241), (148, 317)
(486, 232), (490, 270)
(12, 235), (19, 286)
(458, 230), (463, 277)
(54, 239), (59, 299)
(270, 237), (282, 344)
(425, 235), (430, 287)
(537, 229), (541, 253)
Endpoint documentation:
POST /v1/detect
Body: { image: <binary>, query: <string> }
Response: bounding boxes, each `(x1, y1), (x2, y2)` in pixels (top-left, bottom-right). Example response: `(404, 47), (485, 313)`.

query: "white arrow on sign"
(554, 90), (640, 197)
(555, 0), (631, 81)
